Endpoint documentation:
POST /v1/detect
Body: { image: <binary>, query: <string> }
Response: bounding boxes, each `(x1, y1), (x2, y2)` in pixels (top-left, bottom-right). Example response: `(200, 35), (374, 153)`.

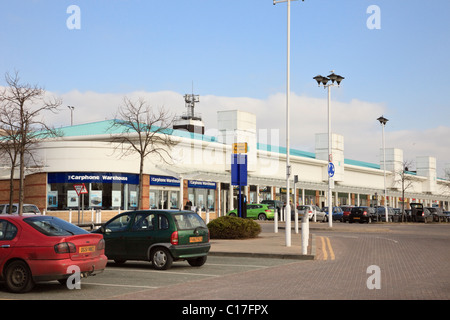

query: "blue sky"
(1, 0), (450, 175)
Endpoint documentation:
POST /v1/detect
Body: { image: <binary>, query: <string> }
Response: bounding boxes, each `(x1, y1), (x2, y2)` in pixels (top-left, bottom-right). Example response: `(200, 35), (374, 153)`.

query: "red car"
(0, 215), (107, 293)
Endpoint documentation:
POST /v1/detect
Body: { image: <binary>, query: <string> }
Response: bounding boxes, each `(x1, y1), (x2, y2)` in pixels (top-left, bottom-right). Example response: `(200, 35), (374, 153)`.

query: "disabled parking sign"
(328, 162), (335, 177)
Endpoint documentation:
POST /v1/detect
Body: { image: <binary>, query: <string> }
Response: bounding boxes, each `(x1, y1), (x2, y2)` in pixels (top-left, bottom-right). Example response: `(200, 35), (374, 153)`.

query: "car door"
(0, 219), (20, 268)
(125, 212), (156, 260)
(102, 212), (134, 260)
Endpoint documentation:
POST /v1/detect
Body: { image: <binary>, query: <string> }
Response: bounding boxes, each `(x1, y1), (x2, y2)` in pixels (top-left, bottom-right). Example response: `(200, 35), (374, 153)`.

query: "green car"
(227, 204), (275, 220)
(93, 210), (210, 270)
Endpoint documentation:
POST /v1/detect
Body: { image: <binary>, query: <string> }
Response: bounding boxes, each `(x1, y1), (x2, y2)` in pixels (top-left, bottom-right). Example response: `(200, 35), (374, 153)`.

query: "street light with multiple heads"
(313, 72), (345, 227)
(273, 0), (304, 246)
(377, 115), (389, 223)
(68, 106), (75, 126)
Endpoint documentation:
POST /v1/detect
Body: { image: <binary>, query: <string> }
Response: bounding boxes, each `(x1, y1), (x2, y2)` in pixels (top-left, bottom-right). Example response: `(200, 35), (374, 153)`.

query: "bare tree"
(109, 97), (176, 210)
(0, 71), (62, 215)
(393, 160), (415, 222)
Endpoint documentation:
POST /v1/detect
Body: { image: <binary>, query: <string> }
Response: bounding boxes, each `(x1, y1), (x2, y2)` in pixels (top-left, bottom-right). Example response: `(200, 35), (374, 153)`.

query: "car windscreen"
(24, 216), (88, 236)
(172, 212), (207, 230)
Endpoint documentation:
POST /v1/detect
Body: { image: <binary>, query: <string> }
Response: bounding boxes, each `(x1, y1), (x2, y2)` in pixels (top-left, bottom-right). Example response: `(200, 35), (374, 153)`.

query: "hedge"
(207, 216), (261, 239)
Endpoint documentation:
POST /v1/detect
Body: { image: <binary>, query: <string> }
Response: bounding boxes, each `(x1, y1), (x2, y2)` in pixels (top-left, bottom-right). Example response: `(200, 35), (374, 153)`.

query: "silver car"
(0, 203), (41, 215)
(297, 205), (326, 222)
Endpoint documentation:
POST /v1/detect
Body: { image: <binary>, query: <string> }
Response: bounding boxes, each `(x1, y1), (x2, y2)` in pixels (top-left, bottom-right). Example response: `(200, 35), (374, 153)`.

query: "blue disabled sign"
(328, 162), (335, 177)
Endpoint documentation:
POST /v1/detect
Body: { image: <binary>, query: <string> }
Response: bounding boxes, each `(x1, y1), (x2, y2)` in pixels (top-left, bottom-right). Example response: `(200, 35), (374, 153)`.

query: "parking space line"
(84, 283), (159, 289)
(206, 263), (269, 269)
(111, 267), (219, 277)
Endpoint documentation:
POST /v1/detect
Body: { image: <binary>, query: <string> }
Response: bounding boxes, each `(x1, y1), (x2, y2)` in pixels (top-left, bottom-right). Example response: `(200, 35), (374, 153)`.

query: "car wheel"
(258, 213), (267, 220)
(114, 259), (127, 264)
(151, 247), (173, 270)
(187, 256), (207, 267)
(228, 213), (236, 217)
(4, 260), (35, 293)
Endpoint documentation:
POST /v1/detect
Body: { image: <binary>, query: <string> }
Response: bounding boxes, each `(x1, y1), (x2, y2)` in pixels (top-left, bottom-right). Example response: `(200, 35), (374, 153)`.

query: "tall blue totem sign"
(231, 143), (248, 218)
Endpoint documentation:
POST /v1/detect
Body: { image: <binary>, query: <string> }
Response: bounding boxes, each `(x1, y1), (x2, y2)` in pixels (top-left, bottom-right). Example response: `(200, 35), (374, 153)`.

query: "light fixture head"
(377, 115), (389, 125)
(313, 75), (324, 86)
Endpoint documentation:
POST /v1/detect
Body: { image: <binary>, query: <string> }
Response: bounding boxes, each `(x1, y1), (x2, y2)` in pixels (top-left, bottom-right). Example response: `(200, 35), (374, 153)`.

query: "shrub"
(207, 216), (261, 239)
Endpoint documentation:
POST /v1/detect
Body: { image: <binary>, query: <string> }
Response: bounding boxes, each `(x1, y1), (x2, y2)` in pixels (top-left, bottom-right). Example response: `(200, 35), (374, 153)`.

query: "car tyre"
(114, 259), (127, 264)
(187, 256), (207, 267)
(258, 213), (267, 221)
(151, 247), (173, 270)
(5, 260), (35, 293)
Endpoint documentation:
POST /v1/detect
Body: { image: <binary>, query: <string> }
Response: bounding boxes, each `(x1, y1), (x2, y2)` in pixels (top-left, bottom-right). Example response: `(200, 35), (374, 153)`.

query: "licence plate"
(189, 236), (203, 243)
(79, 245), (95, 253)
(354, 217), (360, 219)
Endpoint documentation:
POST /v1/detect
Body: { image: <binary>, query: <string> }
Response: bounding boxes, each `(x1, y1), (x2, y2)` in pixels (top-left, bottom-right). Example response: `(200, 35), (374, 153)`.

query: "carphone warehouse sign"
(48, 172), (139, 185)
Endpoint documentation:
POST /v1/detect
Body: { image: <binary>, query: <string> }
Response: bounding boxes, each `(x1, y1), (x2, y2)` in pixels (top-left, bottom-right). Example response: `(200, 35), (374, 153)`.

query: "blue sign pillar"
(231, 154), (247, 218)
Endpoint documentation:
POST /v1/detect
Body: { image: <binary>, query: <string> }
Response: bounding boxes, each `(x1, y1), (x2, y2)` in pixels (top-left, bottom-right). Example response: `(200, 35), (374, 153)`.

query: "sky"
(1, 0), (450, 177)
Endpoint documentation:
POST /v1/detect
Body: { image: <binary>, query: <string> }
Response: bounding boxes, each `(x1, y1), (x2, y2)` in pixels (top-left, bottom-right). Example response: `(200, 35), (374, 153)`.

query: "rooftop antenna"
(183, 81), (200, 119)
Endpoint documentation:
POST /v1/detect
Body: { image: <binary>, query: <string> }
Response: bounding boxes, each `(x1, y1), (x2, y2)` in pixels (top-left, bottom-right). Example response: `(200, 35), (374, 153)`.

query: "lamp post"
(273, 0), (304, 246)
(313, 72), (344, 227)
(377, 115), (389, 223)
(68, 106), (75, 126)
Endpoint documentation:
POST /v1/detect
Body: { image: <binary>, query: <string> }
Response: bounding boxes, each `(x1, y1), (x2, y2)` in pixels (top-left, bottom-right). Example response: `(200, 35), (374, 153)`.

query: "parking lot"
(0, 255), (297, 300)
(1, 221), (449, 302)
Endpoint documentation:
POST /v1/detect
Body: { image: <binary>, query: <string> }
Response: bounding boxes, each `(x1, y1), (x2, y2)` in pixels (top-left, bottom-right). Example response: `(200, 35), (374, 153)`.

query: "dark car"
(349, 206), (376, 223)
(426, 207), (446, 222)
(410, 203), (433, 223)
(341, 205), (354, 223)
(94, 210), (210, 270)
(375, 206), (395, 222)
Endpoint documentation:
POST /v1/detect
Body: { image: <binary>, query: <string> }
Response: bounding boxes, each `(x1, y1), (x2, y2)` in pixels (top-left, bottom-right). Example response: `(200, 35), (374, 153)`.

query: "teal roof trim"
(58, 120), (385, 171)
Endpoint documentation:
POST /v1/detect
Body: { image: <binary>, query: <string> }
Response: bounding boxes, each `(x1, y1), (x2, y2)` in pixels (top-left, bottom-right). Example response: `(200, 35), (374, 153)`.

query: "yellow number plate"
(189, 236), (203, 243)
(79, 246), (95, 253)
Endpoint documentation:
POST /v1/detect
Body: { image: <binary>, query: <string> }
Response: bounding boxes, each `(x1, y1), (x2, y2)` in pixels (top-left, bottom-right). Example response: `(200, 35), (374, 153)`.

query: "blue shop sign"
(188, 180), (216, 189)
(48, 172), (139, 185)
(150, 175), (180, 187)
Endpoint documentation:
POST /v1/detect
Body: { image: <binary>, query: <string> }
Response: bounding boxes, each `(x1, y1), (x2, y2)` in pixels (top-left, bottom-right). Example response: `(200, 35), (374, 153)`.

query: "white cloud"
(36, 89), (450, 178)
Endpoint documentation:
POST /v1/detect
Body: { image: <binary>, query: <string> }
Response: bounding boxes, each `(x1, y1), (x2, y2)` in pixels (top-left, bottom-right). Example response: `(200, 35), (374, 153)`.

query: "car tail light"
(97, 239), (105, 251)
(171, 231), (179, 245)
(363, 211), (368, 216)
(54, 242), (76, 254)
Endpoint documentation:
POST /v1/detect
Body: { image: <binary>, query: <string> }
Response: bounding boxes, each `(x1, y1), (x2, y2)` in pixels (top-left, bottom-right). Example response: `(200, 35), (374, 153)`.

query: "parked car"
(0, 215), (107, 293)
(296, 205), (325, 222)
(410, 203), (433, 223)
(341, 205), (354, 223)
(94, 210), (210, 270)
(426, 207), (446, 222)
(444, 211), (450, 222)
(261, 200), (284, 219)
(228, 203), (274, 220)
(0, 203), (41, 215)
(375, 206), (395, 222)
(349, 206), (377, 223)
(323, 207), (344, 222)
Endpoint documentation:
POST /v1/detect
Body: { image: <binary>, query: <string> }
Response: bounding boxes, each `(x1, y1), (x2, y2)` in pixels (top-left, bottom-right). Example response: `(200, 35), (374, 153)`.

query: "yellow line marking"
(326, 236), (335, 260)
(320, 236), (328, 260)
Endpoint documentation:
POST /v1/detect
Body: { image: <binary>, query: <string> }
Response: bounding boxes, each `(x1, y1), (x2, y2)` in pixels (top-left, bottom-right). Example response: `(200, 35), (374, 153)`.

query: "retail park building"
(1, 105), (450, 222)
